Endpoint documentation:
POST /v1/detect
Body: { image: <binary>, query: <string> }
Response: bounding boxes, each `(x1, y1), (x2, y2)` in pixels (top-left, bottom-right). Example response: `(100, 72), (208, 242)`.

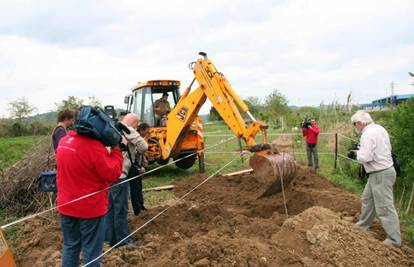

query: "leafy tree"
(389, 99), (414, 182)
(263, 90), (290, 117)
(262, 90), (291, 128)
(208, 106), (222, 121)
(8, 97), (37, 122)
(244, 96), (264, 119)
(297, 106), (319, 119)
(56, 96), (84, 110)
(88, 96), (103, 108)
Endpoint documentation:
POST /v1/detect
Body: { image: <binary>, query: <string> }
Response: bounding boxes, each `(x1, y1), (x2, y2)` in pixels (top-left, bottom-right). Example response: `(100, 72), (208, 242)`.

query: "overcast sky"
(0, 0), (413, 117)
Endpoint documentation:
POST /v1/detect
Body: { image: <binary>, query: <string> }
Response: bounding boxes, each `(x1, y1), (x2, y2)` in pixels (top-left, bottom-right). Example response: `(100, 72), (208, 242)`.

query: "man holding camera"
(105, 113), (148, 247)
(302, 118), (320, 170)
(350, 110), (401, 247)
(56, 125), (123, 267)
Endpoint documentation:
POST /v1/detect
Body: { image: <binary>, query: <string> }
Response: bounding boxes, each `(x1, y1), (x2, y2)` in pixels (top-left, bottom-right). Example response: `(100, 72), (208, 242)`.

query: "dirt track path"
(14, 167), (414, 266)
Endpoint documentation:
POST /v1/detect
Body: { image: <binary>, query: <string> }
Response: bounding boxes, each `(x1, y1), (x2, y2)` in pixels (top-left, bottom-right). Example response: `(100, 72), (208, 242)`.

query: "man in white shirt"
(351, 110), (401, 247)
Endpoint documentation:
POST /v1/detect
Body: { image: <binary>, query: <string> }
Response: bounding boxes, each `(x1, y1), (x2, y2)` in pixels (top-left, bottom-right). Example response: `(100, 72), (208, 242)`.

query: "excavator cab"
(125, 80), (181, 127)
(125, 80), (204, 170)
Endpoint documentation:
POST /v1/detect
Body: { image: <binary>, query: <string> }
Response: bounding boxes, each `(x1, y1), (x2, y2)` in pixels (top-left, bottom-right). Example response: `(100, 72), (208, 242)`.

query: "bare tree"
(55, 96), (84, 111)
(8, 97), (37, 122)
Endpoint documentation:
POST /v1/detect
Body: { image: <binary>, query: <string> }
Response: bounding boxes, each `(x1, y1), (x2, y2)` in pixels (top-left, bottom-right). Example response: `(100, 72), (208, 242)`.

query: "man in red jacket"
(56, 130), (123, 267)
(302, 118), (320, 170)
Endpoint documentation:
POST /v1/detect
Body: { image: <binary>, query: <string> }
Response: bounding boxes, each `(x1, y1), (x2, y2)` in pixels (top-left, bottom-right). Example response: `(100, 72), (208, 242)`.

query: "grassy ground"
(0, 135), (45, 170)
(1, 123), (412, 246)
(142, 122), (358, 203)
(0, 210), (21, 253)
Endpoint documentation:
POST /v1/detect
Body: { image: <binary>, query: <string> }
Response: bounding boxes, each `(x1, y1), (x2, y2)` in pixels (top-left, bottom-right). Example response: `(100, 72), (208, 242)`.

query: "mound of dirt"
(12, 167), (414, 266)
(274, 206), (412, 266)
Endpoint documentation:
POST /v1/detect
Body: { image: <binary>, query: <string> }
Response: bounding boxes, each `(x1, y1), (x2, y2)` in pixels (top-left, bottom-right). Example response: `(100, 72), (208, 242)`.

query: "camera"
(347, 142), (360, 159)
(104, 105), (118, 121)
(102, 105), (133, 151)
(301, 119), (311, 128)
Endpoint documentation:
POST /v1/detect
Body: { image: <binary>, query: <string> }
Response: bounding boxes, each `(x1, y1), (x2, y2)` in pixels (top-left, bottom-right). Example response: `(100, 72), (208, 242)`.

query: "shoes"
(133, 206), (147, 216)
(383, 239), (401, 248)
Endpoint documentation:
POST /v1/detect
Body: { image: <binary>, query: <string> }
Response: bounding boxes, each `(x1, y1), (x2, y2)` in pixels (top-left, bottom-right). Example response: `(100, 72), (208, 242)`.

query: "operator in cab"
(154, 92), (171, 126)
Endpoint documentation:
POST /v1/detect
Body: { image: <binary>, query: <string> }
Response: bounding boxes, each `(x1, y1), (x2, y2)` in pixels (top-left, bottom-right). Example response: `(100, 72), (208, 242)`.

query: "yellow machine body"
(125, 53), (297, 196)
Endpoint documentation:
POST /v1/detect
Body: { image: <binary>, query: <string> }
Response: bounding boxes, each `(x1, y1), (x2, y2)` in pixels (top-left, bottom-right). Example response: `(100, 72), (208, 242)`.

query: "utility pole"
(390, 81), (395, 110)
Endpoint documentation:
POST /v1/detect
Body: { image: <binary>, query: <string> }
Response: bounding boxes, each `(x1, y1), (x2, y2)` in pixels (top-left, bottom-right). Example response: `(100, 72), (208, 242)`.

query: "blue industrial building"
(360, 94), (414, 110)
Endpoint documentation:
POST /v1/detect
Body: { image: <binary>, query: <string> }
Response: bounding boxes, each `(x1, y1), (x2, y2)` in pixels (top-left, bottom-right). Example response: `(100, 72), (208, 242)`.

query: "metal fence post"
(334, 133), (338, 169)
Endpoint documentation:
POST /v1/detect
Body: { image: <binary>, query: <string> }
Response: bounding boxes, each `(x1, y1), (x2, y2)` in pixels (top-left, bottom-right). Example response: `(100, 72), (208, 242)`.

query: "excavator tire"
(249, 152), (297, 198)
(157, 158), (170, 165)
(174, 152), (197, 169)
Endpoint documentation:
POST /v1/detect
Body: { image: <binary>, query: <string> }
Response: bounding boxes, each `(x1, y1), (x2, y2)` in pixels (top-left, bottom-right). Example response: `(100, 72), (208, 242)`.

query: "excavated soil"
(13, 167), (414, 266)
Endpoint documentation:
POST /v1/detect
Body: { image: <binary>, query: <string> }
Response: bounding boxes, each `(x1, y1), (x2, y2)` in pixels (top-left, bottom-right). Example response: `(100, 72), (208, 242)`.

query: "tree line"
(0, 96), (102, 138)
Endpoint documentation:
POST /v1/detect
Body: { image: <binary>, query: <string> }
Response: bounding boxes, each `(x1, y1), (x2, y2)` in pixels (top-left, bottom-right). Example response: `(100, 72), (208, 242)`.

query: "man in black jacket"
(130, 122), (150, 215)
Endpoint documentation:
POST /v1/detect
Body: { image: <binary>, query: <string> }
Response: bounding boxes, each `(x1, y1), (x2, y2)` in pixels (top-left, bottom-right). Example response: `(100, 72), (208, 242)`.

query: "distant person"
(106, 114), (148, 246)
(130, 122), (150, 215)
(350, 110), (401, 247)
(52, 109), (75, 152)
(301, 118), (320, 170)
(154, 92), (171, 126)
(56, 126), (123, 267)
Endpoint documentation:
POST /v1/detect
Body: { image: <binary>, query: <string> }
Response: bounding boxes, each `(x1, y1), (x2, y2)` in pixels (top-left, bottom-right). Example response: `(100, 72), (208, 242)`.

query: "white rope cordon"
(337, 153), (360, 164)
(204, 132), (336, 137)
(82, 157), (238, 267)
(0, 136), (235, 230)
(204, 151), (250, 154)
(338, 133), (359, 143)
(292, 152), (335, 155)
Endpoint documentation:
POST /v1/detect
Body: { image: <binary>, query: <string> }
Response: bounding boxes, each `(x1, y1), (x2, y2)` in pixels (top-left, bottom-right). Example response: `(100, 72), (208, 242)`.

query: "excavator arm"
(163, 52), (269, 160)
(192, 52), (269, 149)
(163, 52), (297, 197)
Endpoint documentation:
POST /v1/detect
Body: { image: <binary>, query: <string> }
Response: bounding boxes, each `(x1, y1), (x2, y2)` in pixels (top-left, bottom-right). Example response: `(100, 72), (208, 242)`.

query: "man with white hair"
(106, 113), (148, 247)
(350, 110), (401, 247)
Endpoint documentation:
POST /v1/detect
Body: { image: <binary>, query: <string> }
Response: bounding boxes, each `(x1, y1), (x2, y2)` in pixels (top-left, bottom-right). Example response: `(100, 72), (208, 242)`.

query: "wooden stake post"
(0, 229), (17, 267)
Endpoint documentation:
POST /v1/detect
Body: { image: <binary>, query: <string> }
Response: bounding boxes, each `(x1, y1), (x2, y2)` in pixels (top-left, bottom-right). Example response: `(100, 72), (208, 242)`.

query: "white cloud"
(0, 0), (413, 117)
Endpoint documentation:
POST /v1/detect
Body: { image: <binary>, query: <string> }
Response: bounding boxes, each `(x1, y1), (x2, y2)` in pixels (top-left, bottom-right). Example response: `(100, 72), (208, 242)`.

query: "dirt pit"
(13, 167), (414, 266)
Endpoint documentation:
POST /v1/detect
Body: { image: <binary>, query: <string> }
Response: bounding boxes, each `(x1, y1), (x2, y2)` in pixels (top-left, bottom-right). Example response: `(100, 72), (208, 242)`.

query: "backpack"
(392, 153), (402, 177)
(74, 106), (121, 146)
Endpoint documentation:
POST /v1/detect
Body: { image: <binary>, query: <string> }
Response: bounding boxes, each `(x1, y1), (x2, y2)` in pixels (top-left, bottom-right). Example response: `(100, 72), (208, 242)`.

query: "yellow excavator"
(124, 52), (297, 197)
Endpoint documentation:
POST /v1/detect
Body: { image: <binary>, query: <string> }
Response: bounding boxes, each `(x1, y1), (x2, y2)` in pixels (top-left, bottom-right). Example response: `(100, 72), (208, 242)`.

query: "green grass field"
(0, 135), (45, 170)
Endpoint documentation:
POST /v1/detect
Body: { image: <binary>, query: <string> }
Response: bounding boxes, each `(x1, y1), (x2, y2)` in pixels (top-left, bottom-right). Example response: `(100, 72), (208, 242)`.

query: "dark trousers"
(130, 177), (144, 215)
(60, 214), (106, 267)
(105, 181), (132, 247)
(306, 143), (319, 169)
(129, 165), (145, 215)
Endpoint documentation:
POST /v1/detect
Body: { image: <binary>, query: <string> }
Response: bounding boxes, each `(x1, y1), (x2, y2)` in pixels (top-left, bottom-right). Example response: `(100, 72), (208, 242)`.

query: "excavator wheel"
(249, 152), (297, 198)
(157, 157), (170, 165)
(174, 152), (197, 169)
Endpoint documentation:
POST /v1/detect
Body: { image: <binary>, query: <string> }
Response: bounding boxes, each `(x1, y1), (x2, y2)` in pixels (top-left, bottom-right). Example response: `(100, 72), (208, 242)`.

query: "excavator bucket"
(249, 152), (297, 198)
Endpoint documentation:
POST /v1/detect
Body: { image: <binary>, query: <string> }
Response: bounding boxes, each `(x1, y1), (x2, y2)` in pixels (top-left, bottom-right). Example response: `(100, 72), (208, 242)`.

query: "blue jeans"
(60, 214), (106, 267)
(106, 181), (132, 247)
